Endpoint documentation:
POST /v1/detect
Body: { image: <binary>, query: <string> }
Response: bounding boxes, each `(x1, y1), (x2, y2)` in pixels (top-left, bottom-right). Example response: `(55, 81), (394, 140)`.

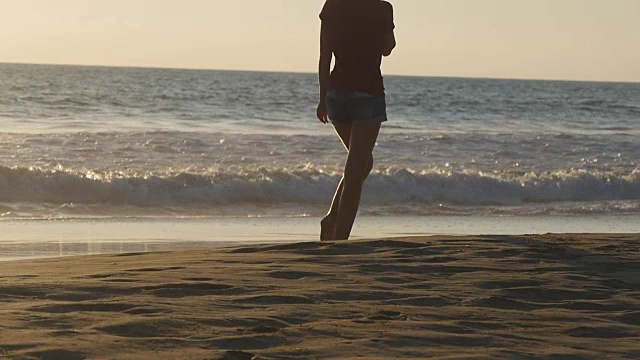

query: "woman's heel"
(320, 215), (336, 241)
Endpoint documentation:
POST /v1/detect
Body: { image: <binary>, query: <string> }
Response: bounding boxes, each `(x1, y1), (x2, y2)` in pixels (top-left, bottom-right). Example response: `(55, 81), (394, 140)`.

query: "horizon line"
(1, 61), (639, 85)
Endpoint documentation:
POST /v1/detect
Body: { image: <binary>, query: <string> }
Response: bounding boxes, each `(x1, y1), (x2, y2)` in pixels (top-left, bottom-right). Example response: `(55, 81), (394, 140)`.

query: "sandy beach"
(0, 234), (638, 359)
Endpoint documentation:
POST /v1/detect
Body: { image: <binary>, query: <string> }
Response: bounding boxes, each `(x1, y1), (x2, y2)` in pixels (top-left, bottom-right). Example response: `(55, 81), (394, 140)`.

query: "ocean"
(0, 63), (638, 222)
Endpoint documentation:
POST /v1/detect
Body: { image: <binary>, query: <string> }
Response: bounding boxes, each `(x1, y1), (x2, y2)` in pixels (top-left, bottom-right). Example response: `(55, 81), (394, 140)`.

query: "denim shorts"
(326, 90), (387, 125)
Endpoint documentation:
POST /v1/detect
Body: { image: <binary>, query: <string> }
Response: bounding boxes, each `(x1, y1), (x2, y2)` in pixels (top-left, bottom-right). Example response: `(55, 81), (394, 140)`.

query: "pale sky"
(1, 0), (639, 82)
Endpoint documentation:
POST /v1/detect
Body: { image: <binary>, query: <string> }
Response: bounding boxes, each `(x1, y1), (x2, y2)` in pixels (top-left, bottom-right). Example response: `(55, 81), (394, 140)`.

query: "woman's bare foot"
(320, 214), (336, 241)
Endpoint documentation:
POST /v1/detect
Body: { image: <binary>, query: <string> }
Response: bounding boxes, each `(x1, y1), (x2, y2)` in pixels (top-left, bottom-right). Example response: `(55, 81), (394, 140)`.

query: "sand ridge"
(0, 234), (638, 359)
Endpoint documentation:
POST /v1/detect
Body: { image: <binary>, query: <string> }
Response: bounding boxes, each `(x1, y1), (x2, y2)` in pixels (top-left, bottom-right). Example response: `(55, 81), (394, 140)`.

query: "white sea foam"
(0, 166), (637, 218)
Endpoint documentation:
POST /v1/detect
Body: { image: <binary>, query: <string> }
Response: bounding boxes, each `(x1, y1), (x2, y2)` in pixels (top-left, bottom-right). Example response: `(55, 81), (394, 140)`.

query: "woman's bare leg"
(321, 124), (350, 240)
(321, 124), (374, 241)
(333, 122), (381, 240)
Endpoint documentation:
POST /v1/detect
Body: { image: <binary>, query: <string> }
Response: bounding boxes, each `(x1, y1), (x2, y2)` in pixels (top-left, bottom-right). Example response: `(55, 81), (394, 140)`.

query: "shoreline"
(2, 215), (638, 262)
(1, 234), (638, 359)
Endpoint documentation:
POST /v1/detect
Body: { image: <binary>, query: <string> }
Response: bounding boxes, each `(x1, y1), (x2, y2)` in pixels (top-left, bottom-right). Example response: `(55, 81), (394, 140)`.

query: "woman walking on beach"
(317, 0), (396, 241)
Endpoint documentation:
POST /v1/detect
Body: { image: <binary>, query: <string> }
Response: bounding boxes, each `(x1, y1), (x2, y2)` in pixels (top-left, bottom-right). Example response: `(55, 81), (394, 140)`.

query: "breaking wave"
(0, 166), (637, 215)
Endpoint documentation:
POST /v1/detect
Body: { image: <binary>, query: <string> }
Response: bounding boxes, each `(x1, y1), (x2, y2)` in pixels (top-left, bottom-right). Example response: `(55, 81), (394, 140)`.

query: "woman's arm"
(382, 31), (396, 57)
(381, 1), (396, 57)
(317, 22), (332, 123)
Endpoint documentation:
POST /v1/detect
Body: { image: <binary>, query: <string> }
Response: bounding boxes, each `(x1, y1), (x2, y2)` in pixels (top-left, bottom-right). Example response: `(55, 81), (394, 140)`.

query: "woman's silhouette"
(317, 0), (396, 241)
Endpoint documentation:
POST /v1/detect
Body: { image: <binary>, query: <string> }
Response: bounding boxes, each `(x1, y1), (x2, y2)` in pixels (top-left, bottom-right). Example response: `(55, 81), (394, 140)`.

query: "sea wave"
(0, 166), (637, 211)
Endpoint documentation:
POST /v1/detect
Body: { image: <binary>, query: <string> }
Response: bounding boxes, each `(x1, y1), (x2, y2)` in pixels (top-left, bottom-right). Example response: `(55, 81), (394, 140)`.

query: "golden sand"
(0, 234), (638, 359)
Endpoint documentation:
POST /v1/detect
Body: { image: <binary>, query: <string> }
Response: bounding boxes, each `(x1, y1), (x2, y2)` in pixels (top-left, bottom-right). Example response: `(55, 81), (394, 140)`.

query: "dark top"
(320, 0), (395, 96)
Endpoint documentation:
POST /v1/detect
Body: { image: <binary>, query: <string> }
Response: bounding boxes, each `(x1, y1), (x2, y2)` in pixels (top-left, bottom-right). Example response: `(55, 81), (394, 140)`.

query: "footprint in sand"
(266, 270), (322, 280)
(23, 349), (85, 360)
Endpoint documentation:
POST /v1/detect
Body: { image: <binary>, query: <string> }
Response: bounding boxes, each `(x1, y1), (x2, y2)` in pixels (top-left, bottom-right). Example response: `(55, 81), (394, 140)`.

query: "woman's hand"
(317, 101), (329, 124)
(317, 20), (331, 125)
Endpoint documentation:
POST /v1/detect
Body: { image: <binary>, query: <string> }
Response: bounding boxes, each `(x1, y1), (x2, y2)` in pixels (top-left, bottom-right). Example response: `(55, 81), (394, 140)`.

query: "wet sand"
(0, 234), (638, 359)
